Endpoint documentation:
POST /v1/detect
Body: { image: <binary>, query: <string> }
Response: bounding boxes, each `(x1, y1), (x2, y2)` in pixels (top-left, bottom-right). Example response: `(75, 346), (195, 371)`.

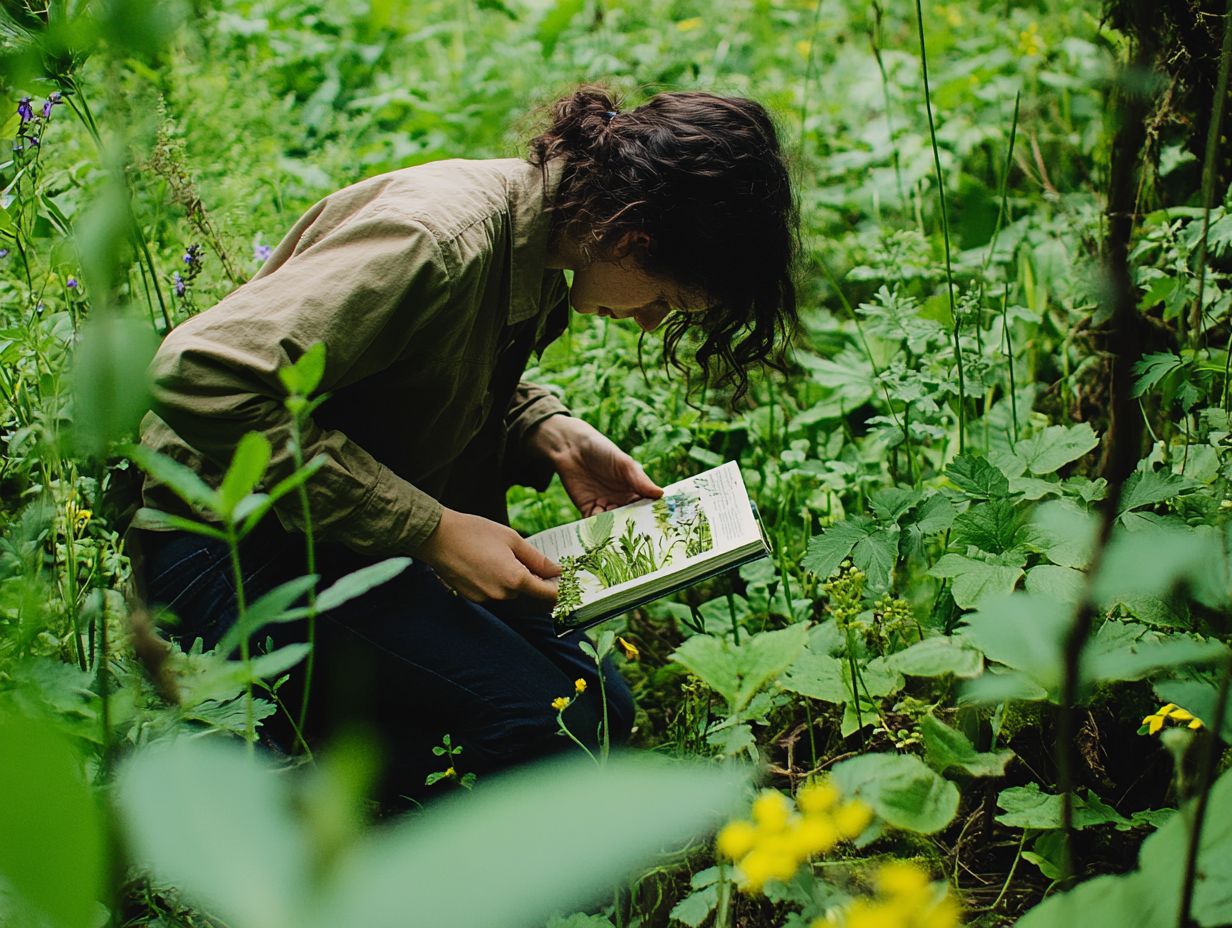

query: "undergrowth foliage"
(0, 1), (1230, 927)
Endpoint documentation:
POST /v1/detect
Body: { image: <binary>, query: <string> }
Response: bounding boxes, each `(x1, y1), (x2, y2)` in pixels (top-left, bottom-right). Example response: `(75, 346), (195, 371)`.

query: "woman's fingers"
(624, 457), (664, 499)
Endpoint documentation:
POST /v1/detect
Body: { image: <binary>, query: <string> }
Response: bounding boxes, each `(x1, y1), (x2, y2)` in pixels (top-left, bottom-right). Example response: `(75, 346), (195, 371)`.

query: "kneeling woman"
(133, 86), (798, 800)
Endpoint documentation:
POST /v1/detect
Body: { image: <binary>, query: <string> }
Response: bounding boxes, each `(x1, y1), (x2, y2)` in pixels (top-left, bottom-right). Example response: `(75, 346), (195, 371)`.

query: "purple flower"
(0, 249), (9, 259)
(42, 99), (52, 120)
(17, 97), (33, 124)
(254, 243), (273, 262)
(66, 277), (78, 289)
(182, 243), (203, 269)
(173, 271), (186, 297)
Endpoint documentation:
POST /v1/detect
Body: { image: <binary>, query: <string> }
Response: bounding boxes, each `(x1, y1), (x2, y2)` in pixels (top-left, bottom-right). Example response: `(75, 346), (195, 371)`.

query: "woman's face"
(568, 258), (700, 333)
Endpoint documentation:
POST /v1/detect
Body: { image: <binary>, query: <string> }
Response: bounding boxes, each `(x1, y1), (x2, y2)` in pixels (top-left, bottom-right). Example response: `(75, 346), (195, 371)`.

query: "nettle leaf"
(1092, 522), (1214, 606)
(887, 636), (984, 679)
(995, 782), (1129, 830)
(802, 518), (898, 591)
(952, 500), (1028, 555)
(945, 453), (1010, 499)
(1132, 351), (1185, 398)
(959, 592), (1071, 696)
(929, 554), (1024, 609)
(1012, 423), (1099, 476)
(1116, 468), (1200, 517)
(913, 494), (956, 534)
(671, 624), (810, 714)
(868, 486), (922, 524)
(920, 715), (1014, 778)
(781, 652), (849, 703)
(831, 753), (959, 834)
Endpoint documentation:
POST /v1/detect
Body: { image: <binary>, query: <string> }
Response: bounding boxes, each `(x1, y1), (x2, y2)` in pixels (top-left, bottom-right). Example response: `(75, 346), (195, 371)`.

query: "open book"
(527, 461), (771, 635)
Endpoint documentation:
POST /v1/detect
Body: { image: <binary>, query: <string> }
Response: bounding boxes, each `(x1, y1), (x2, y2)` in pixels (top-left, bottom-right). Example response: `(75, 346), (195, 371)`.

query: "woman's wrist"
(524, 413), (583, 468)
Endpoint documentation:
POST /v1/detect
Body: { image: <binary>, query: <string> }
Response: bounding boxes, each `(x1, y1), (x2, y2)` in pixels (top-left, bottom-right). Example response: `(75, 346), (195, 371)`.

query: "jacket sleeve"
(502, 381), (570, 490)
(148, 206), (450, 555)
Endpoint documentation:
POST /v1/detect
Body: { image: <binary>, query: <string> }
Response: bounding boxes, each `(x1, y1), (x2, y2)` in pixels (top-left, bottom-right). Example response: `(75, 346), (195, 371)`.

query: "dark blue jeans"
(134, 521), (635, 804)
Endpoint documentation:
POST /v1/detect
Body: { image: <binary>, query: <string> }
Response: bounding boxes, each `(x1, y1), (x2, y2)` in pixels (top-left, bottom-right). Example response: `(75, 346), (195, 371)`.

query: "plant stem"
(914, 0), (965, 452)
(290, 413), (319, 747)
(1191, 0), (1232, 349)
(992, 830), (1027, 911)
(226, 526), (255, 750)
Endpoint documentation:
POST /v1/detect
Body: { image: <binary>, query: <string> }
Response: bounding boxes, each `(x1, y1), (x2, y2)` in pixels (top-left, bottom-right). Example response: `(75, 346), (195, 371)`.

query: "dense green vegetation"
(1, 1), (1231, 926)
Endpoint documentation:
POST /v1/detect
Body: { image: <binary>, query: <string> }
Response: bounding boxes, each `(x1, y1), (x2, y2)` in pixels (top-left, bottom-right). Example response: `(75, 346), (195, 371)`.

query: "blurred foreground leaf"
(72, 312), (158, 457)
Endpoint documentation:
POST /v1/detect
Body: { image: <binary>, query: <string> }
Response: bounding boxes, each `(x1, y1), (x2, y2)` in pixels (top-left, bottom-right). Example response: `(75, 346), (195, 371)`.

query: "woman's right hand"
(415, 508), (561, 603)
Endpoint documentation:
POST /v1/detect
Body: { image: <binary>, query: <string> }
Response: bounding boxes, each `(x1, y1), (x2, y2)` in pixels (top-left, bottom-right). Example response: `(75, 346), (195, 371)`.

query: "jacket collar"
(505, 157), (564, 325)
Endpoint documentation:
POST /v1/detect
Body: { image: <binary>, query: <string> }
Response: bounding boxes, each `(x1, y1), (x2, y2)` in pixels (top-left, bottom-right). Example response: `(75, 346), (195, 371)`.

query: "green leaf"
(831, 753), (959, 834)
(1116, 469), (1199, 517)
(1083, 621), (1227, 684)
(995, 783), (1128, 830)
(920, 715), (1013, 778)
(72, 312), (160, 457)
(945, 453), (1010, 499)
(886, 636), (984, 678)
(959, 592), (1072, 695)
(1153, 679), (1232, 741)
(310, 753), (749, 928)
(316, 558), (412, 613)
(1012, 424), (1099, 475)
(0, 711), (105, 928)
(1092, 522), (1213, 605)
(218, 432), (272, 518)
(132, 507), (228, 540)
(1025, 565), (1086, 604)
(125, 444), (219, 514)
(117, 737), (308, 928)
(952, 500), (1027, 555)
(234, 644), (312, 684)
(781, 651), (849, 703)
(240, 454), (329, 536)
(929, 554), (1023, 609)
(868, 487), (922, 524)
(671, 624), (810, 714)
(668, 884), (718, 928)
(802, 517), (875, 580)
(217, 576), (319, 656)
(1132, 352), (1185, 398)
(278, 342), (327, 397)
(1029, 499), (1097, 569)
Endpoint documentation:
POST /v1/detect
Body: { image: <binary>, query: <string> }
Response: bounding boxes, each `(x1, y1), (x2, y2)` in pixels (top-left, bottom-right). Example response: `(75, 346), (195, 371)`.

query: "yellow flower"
(798, 779), (840, 815)
(737, 844), (798, 893)
(574, 677), (587, 694)
(1017, 22), (1043, 57)
(876, 860), (931, 903)
(616, 636), (639, 661)
(444, 766), (456, 778)
(716, 820), (757, 860)
(796, 39), (813, 60)
(786, 813), (839, 856)
(1142, 702), (1205, 735)
(551, 696), (570, 712)
(751, 790), (792, 832)
(833, 799), (874, 839)
(675, 16), (702, 31)
(920, 893), (962, 928)
(65, 500), (91, 532)
(843, 900), (901, 928)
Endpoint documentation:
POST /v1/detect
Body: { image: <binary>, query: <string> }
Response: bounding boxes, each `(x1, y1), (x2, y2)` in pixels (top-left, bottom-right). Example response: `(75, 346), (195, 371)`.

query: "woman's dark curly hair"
(528, 86), (799, 400)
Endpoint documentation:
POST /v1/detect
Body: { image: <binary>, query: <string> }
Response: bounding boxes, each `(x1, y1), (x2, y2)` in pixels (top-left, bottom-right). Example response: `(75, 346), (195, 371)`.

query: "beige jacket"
(137, 157), (571, 555)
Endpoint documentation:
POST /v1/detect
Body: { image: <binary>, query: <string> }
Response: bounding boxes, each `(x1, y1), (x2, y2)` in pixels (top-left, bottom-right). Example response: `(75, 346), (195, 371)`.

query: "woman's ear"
(613, 230), (652, 258)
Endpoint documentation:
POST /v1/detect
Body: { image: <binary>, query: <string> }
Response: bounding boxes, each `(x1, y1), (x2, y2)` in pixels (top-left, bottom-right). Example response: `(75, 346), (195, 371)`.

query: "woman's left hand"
(528, 415), (663, 516)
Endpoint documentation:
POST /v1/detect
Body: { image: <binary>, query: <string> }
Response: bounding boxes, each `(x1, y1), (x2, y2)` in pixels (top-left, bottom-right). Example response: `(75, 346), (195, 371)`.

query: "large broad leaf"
(781, 651), (849, 703)
(886, 636), (984, 679)
(920, 715), (1013, 778)
(0, 711), (105, 928)
(831, 753), (959, 834)
(952, 500), (1028, 555)
(945, 453), (1010, 499)
(929, 554), (1024, 609)
(995, 783), (1128, 830)
(308, 753), (749, 928)
(117, 737), (309, 928)
(1028, 500), (1097, 570)
(71, 312), (159, 458)
(1024, 565), (1086, 604)
(1083, 621), (1227, 684)
(959, 593), (1072, 696)
(1116, 468), (1200, 517)
(1014, 769), (1232, 928)
(1092, 522), (1214, 606)
(1012, 423), (1099, 476)
(672, 624), (810, 714)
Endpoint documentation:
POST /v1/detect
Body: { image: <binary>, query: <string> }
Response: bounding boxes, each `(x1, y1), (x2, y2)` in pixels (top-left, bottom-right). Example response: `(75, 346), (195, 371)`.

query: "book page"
(527, 462), (761, 612)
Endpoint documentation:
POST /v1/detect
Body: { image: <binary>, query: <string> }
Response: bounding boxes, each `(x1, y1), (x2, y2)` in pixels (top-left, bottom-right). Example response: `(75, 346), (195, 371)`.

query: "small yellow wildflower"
(616, 636), (639, 661)
(938, 4), (962, 27)
(1017, 22), (1042, 57)
(796, 39), (812, 60)
(798, 779), (840, 815)
(877, 859), (931, 902)
(751, 790), (792, 831)
(551, 696), (570, 712)
(834, 799), (874, 839)
(675, 16), (702, 31)
(826, 861), (962, 928)
(786, 813), (839, 857)
(444, 766), (456, 779)
(574, 677), (587, 694)
(716, 820), (757, 859)
(1142, 702), (1205, 735)
(65, 500), (91, 532)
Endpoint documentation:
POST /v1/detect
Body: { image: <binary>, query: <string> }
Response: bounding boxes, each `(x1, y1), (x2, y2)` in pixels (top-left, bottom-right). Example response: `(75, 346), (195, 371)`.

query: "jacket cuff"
(347, 464), (443, 555)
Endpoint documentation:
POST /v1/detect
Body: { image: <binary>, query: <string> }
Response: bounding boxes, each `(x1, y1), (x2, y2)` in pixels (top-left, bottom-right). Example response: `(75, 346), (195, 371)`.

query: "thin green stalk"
(1002, 281), (1019, 444)
(597, 661), (611, 764)
(714, 859), (733, 928)
(914, 0), (965, 452)
(1191, 0), (1232, 349)
(992, 830), (1026, 911)
(290, 414), (320, 746)
(225, 526), (255, 750)
(558, 709), (599, 765)
(797, 0), (826, 147)
(983, 92), (1022, 276)
(869, 1), (906, 206)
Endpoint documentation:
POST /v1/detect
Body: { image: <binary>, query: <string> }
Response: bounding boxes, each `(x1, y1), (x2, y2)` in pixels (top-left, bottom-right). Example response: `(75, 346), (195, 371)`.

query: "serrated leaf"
(929, 554), (1023, 609)
(952, 500), (1028, 555)
(945, 453), (1010, 499)
(1116, 469), (1199, 516)
(802, 518), (875, 580)
(831, 753), (959, 834)
(995, 783), (1129, 830)
(671, 624), (810, 714)
(1013, 424), (1099, 476)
